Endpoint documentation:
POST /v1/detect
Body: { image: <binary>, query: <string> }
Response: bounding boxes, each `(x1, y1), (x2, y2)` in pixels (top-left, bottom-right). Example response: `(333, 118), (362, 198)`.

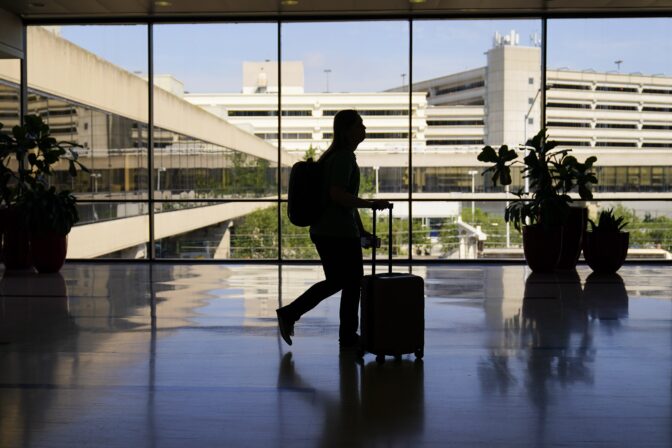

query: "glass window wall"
(0, 59), (20, 133)
(26, 25), (149, 201)
(547, 18), (672, 192)
(281, 21), (411, 195)
(14, 18), (672, 261)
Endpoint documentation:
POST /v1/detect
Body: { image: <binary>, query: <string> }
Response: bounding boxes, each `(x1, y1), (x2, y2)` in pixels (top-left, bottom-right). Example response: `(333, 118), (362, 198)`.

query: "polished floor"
(0, 263), (670, 447)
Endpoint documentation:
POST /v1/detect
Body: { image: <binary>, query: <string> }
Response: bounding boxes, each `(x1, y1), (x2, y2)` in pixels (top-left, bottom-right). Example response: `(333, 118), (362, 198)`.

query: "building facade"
(184, 31), (672, 195)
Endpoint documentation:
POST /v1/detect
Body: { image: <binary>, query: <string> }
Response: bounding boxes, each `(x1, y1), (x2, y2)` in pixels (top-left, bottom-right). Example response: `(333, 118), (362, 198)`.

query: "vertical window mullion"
(408, 18), (414, 263)
(148, 22), (155, 260)
(541, 17), (547, 128)
(20, 25), (27, 123)
(277, 20), (283, 263)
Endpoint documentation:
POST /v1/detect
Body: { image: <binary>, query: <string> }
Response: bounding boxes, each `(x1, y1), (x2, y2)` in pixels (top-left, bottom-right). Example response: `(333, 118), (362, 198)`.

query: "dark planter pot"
(3, 207), (32, 270)
(523, 225), (563, 273)
(583, 232), (629, 274)
(557, 206), (588, 270)
(30, 232), (68, 274)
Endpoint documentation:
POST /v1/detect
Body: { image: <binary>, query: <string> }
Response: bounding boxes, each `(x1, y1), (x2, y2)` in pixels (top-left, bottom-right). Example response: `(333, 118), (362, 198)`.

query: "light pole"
(91, 172), (102, 194)
(401, 73), (407, 91)
(468, 170), (478, 223)
(324, 69), (332, 93)
(505, 184), (511, 248)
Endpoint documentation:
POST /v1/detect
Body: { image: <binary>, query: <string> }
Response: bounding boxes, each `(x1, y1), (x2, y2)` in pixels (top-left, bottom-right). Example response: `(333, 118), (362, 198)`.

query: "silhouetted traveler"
(276, 110), (391, 350)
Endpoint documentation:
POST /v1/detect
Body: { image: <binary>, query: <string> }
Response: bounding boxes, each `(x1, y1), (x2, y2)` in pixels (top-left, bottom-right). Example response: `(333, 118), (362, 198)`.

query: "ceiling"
(1, 0), (672, 22)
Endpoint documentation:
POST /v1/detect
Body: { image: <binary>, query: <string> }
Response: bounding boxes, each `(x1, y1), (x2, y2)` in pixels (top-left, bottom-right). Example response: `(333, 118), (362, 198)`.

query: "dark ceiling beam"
(18, 9), (672, 26)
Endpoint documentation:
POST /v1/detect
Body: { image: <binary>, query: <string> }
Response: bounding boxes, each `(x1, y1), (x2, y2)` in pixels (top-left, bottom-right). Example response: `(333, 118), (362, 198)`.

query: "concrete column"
(214, 221), (234, 259)
(486, 42), (541, 147)
(118, 243), (147, 259)
(0, 8), (23, 59)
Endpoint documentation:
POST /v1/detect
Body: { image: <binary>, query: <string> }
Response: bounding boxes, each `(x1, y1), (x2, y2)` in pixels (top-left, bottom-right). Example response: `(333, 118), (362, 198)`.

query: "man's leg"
(337, 238), (364, 347)
(281, 279), (341, 321)
(277, 235), (344, 344)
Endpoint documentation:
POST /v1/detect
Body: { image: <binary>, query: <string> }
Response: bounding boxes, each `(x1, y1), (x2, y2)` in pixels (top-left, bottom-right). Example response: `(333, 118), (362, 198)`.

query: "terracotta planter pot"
(523, 225), (563, 273)
(3, 207), (32, 270)
(557, 206), (587, 270)
(582, 232), (629, 274)
(30, 232), (68, 274)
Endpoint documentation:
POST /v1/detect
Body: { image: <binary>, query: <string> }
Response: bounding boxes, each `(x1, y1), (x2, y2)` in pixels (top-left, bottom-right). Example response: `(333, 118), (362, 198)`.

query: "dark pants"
(282, 234), (363, 345)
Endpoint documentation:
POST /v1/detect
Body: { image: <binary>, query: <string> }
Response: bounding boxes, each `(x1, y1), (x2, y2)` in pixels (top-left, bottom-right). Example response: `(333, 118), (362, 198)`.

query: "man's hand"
(370, 200), (392, 210)
(360, 231), (380, 249)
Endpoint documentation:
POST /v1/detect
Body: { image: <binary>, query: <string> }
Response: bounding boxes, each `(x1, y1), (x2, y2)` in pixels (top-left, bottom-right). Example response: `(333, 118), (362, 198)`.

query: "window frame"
(18, 14), (672, 263)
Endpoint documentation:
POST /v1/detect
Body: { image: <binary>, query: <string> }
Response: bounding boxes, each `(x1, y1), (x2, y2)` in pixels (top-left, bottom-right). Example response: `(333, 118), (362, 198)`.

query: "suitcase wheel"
(414, 349), (424, 360)
(376, 354), (385, 364)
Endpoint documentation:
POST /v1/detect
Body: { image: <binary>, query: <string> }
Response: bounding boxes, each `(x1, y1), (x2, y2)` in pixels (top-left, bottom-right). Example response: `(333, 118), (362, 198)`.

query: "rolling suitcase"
(360, 206), (425, 363)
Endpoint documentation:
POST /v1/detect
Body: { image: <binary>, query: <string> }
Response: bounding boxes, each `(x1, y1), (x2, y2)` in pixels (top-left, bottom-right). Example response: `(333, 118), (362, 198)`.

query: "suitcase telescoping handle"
(371, 204), (393, 276)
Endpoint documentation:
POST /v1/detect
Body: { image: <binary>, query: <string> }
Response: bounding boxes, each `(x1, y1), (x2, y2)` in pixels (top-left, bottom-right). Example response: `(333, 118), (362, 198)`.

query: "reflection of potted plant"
(477, 129), (597, 272)
(0, 115), (87, 271)
(583, 209), (629, 274)
(584, 272), (628, 321)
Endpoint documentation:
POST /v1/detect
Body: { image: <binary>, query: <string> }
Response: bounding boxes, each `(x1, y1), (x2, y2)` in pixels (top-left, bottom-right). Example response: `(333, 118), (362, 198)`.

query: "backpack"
(287, 157), (325, 227)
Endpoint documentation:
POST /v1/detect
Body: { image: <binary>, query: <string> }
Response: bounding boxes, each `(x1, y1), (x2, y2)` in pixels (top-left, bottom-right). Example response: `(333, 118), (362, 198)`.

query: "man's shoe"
(276, 309), (294, 346)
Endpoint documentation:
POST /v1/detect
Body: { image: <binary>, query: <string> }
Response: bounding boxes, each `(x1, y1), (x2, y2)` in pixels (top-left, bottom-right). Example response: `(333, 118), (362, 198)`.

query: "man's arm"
(329, 185), (390, 210)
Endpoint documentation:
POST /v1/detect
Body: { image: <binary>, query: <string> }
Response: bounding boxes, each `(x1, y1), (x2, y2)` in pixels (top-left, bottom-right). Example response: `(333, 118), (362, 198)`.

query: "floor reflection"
(2, 263), (670, 447)
(0, 271), (75, 448)
(584, 273), (629, 324)
(278, 351), (424, 446)
(0, 271), (74, 343)
(522, 272), (593, 434)
(480, 270), (632, 444)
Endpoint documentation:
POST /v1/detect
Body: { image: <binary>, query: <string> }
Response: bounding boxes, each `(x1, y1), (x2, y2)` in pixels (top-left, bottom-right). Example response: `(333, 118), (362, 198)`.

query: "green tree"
(229, 152), (272, 197)
(359, 168), (375, 197)
(609, 204), (672, 252)
(438, 207), (522, 257)
(194, 169), (221, 196)
(358, 210), (421, 257)
(463, 207), (521, 249)
(303, 144), (320, 161)
(230, 204), (318, 259)
(438, 219), (459, 256)
(230, 205), (278, 259)
(232, 205), (530, 260)
(410, 218), (432, 256)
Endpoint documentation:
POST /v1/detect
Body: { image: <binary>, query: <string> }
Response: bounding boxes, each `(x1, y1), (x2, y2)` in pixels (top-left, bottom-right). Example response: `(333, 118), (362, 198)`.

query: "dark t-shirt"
(310, 150), (360, 238)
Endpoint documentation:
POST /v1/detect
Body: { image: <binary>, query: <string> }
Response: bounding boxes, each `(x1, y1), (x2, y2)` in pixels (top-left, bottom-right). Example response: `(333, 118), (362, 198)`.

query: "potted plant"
(22, 184), (79, 273)
(0, 121), (31, 270)
(0, 115), (87, 271)
(583, 209), (629, 274)
(0, 123), (17, 264)
(477, 129), (598, 272)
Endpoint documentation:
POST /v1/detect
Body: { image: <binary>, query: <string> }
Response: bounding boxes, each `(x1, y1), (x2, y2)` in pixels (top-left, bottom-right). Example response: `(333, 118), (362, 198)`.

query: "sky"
(57, 18), (672, 94)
